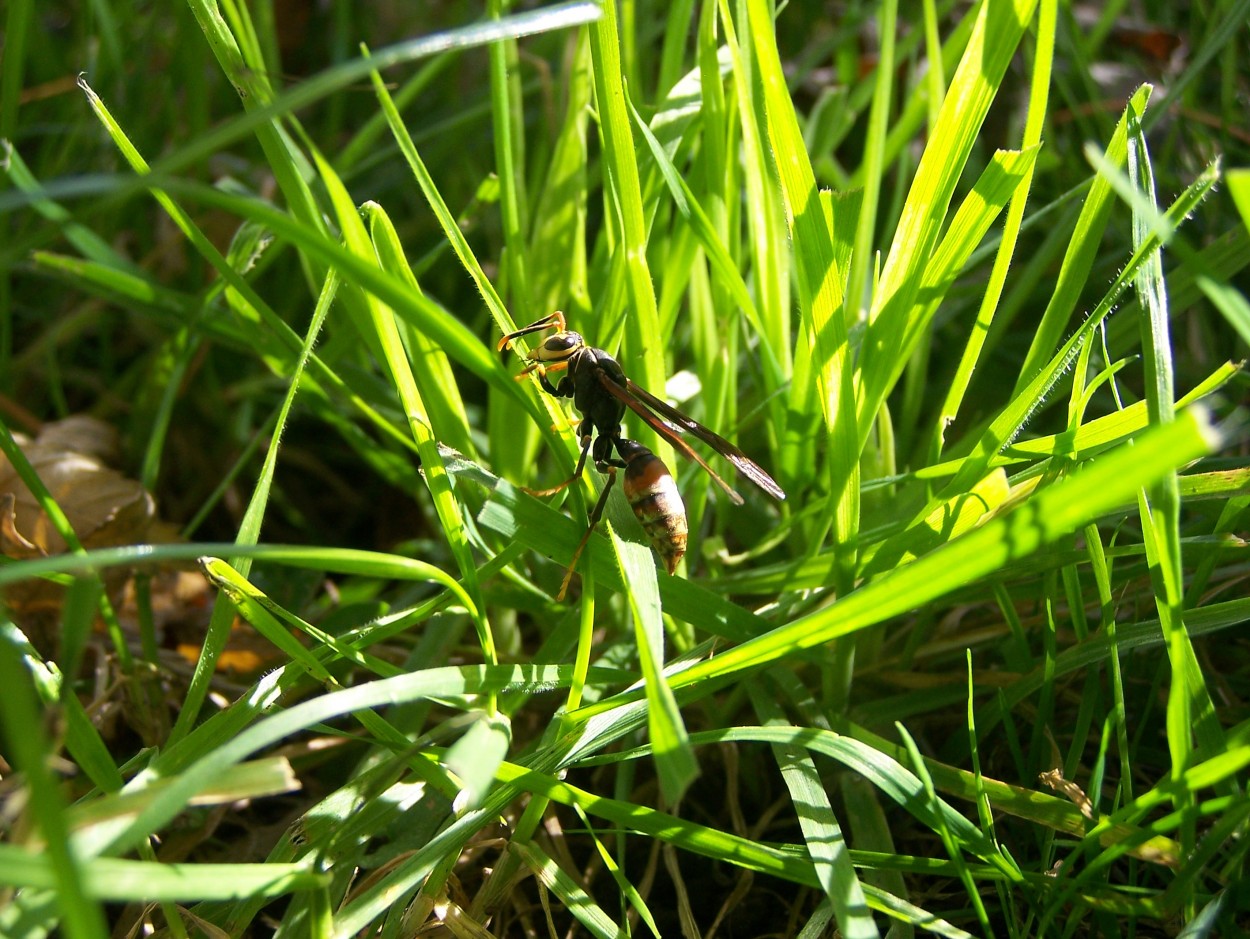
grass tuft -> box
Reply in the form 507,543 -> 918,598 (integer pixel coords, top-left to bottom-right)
1,1 -> 1248,936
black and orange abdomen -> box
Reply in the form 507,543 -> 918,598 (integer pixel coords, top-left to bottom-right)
618,439 -> 688,575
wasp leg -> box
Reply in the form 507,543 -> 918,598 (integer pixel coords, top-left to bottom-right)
515,359 -> 569,380
515,359 -> 570,397
557,463 -> 619,602
523,433 -> 592,497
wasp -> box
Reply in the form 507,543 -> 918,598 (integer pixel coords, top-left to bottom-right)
498,311 -> 785,598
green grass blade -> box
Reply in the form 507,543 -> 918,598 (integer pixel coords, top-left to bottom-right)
0,848 -> 324,902
616,534 -> 698,803
444,712 -> 513,810
312,148 -> 494,670
0,633 -> 109,939
486,1 -> 532,318
85,664 -> 582,859
512,842 -> 621,938
1015,86 -> 1151,390
751,689 -> 879,939
171,266 -> 338,742
366,52 -> 512,336
365,203 -> 476,458
588,0 -> 667,454
845,0 -> 897,326
860,0 -> 1040,429
740,0 -> 859,587
578,407 -> 1217,711
935,0 -> 1055,457
1118,106 -> 1229,811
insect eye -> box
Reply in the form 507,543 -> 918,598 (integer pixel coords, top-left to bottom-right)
540,332 -> 581,357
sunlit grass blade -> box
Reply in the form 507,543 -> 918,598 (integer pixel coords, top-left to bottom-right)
0,848 -> 325,902
614,534 -> 698,803
750,690 -> 878,939
738,0 -> 859,591
845,0 -> 897,324
493,760 -> 819,884
1118,105 -> 1229,805
512,840 -> 623,938
587,0 -> 667,454
366,51 -> 511,335
862,0 -> 1039,397
0,633 -> 108,939
312,147 -> 495,677
577,407 -> 1216,711
200,557 -> 394,682
895,147 -> 1039,389
1014,86 -> 1152,391
81,664 -> 583,860
365,202 -> 476,458
444,711 -> 513,810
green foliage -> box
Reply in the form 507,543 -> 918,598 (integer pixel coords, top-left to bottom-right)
2,0 -> 1248,935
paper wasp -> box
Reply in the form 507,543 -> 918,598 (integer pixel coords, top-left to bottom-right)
498,311 -> 785,598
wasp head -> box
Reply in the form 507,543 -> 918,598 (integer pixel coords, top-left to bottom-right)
530,330 -> 585,364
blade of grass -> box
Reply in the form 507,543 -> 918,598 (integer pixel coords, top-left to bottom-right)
171,266 -> 337,742
312,149 -> 495,677
615,534 -> 698,803
743,0 -> 857,563
366,204 -> 475,457
845,0 -> 897,324
898,724 -> 991,932
587,0 -> 667,459
1015,85 -> 1151,390
1082,129 -> 1230,784
182,0 -> 326,260
0,633 -> 108,939
575,407 -> 1216,714
512,841 -> 622,938
750,689 -> 879,939
83,663 -> 587,860
0,848 -> 324,902
487,0 -> 532,319
860,0 -> 1040,437
1120,111 -> 1231,867
934,0 -> 1055,459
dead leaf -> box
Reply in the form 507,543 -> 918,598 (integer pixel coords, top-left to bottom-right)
1,416 -> 156,654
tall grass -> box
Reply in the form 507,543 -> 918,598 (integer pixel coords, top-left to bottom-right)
1,0 -> 1248,935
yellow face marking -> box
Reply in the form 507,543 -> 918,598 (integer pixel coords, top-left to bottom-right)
532,332 -> 583,363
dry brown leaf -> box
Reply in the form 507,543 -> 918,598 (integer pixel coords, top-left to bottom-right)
0,448 -> 155,555
1,416 -> 156,652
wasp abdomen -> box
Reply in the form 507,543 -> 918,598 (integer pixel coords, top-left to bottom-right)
619,440 -> 688,575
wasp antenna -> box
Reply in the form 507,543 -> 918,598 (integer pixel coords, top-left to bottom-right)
499,311 -> 567,350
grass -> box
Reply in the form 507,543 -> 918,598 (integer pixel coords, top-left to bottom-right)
1,0 -> 1249,935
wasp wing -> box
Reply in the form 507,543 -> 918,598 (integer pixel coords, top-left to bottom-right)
624,379 -> 786,501
595,372 -> 745,505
